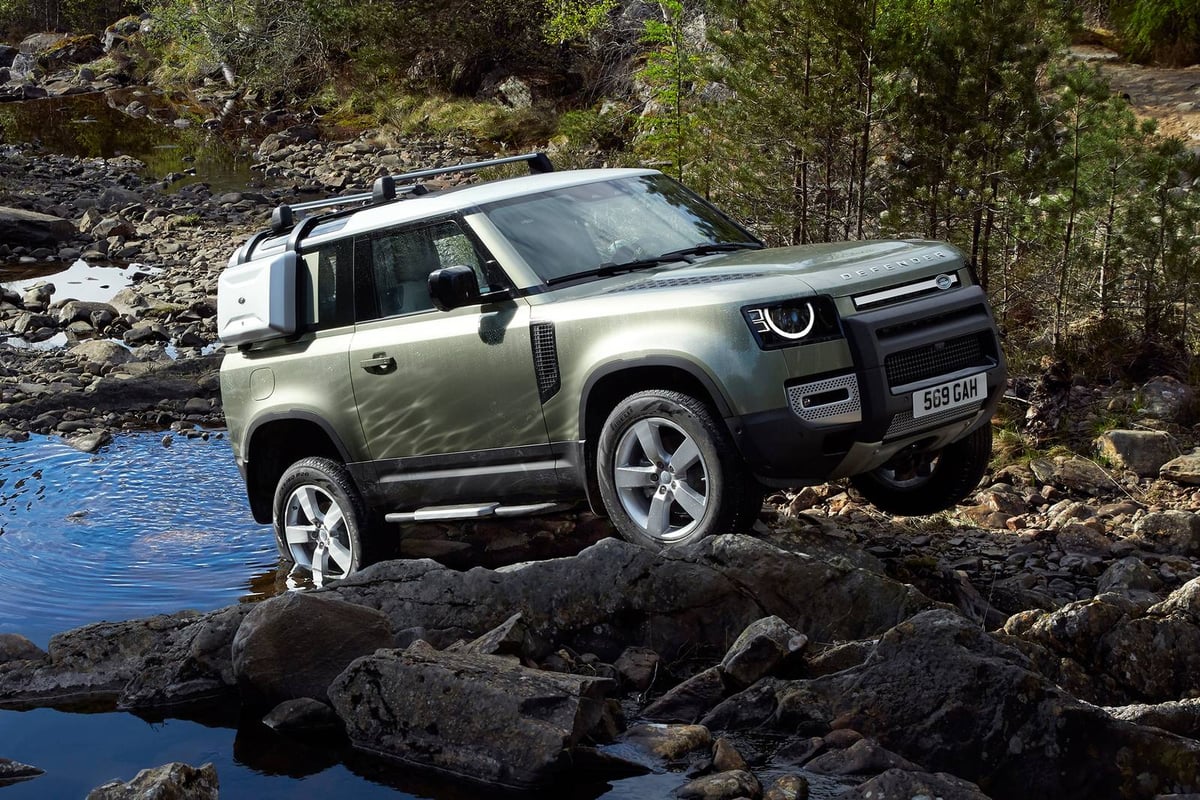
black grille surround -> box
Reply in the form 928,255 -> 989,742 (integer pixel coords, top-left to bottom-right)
885,332 -> 994,388
530,321 -> 560,403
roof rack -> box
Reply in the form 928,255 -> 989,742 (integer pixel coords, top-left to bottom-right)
237,152 -> 555,265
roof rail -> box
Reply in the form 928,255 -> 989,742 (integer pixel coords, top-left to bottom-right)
257,151 -> 555,243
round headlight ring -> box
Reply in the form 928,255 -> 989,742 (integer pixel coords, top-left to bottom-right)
765,302 -> 816,339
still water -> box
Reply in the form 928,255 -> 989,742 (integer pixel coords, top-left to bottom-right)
0,434 -> 700,798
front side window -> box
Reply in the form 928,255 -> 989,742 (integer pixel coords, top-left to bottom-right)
481,174 -> 759,285
359,219 -> 498,320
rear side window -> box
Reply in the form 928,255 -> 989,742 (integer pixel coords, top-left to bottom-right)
357,219 -> 500,321
298,238 -> 355,330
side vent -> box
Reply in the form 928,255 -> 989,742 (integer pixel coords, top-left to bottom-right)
530,321 -> 560,403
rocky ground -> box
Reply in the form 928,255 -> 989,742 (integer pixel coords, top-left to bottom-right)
2,33 -> 1200,800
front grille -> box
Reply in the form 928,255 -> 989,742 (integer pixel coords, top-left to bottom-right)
885,333 -> 992,388
530,321 -> 560,402
885,403 -> 982,440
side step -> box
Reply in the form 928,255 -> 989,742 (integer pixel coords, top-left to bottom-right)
384,502 -> 569,524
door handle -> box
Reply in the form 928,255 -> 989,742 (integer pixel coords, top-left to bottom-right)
360,353 -> 396,373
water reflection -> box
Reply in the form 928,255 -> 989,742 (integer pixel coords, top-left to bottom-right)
0,89 -> 256,192
0,433 -> 278,647
0,259 -> 159,304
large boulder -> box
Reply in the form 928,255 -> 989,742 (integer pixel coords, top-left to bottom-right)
328,640 -> 611,788
328,535 -> 933,663
1161,450 -> 1200,486
0,206 -> 75,247
1136,376 -> 1195,423
1132,510 -> 1200,557
231,591 -> 396,707
727,609 -> 1200,800
1095,429 -> 1177,477
0,607 -> 247,711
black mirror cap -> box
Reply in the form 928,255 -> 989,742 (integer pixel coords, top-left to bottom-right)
428,265 -> 481,312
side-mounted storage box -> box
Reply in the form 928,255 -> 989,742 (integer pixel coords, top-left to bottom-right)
217,251 -> 298,346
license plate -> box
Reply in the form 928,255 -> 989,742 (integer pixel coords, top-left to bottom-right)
912,372 -> 987,418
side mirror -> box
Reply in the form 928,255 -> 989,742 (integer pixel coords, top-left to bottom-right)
428,265 -> 481,312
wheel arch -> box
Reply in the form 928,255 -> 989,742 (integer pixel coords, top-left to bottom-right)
578,358 -> 734,513
243,412 -> 351,523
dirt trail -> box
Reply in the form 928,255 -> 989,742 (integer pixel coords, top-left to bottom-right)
1071,44 -> 1200,148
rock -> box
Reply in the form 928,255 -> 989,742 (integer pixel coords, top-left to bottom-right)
96,187 -> 143,211
1133,510 -> 1200,557
1096,557 -> 1163,605
71,339 -> 133,367
57,300 -> 118,327
840,768 -> 991,800
711,737 -> 749,772
763,609 -> 1200,799
330,535 -> 932,665
1107,698 -> 1200,739
1096,429 -> 1177,476
1162,450 -> 1200,486
37,34 -> 103,70
91,217 -> 137,240
0,633 -> 45,664
719,615 -> 806,687
643,666 -> 727,723
764,774 -> 809,800
620,722 -> 713,761
0,756 -> 43,786
231,591 -> 395,707
1029,455 -> 1112,494
85,762 -> 218,800
328,640 -> 611,788
67,431 -> 111,453
676,769 -> 761,799
1137,376 -> 1195,422
615,646 -> 660,692
803,738 -> 920,775
461,611 -> 546,661
0,206 -> 74,247
262,697 -> 343,734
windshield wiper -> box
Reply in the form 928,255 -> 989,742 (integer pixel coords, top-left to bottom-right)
545,241 -> 763,286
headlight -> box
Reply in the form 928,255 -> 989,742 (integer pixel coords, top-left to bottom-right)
743,297 -> 841,349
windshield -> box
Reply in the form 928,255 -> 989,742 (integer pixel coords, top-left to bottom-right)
481,173 -> 759,284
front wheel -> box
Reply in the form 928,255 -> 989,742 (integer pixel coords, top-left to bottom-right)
272,457 -> 370,585
596,390 -> 760,549
850,424 -> 993,516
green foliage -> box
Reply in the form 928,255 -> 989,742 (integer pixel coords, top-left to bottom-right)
1110,0 -> 1200,64
0,0 -> 138,36
543,0 -> 617,43
376,93 -> 556,147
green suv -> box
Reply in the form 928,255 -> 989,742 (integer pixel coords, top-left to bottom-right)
217,153 -> 1006,583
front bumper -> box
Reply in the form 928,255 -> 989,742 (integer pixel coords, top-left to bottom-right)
729,285 -> 1006,486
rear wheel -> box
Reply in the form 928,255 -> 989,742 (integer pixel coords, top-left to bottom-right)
272,457 -> 370,585
850,424 -> 993,516
597,390 -> 760,549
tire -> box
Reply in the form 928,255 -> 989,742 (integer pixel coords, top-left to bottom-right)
850,424 -> 993,516
596,389 -> 758,549
272,456 -> 371,585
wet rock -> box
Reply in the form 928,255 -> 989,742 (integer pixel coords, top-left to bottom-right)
719,615 -> 806,688
1161,450 -> 1200,486
262,697 -> 343,734
1133,510 -> 1200,557
840,768 -> 990,800
1137,376 -> 1195,423
0,206 -> 74,246
86,761 -> 218,800
643,667 -> 727,723
764,774 -> 809,800
1096,430 -> 1177,477
0,633 -> 45,664
676,769 -> 761,799
620,722 -> 713,761
711,737 -> 749,772
67,431 -> 111,453
328,640 -> 611,789
803,737 -> 920,775
0,756 -> 43,786
231,592 -> 395,707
